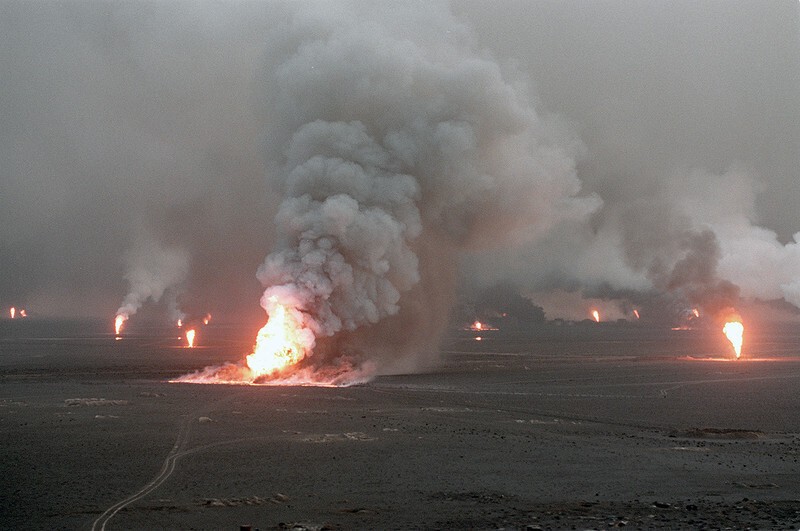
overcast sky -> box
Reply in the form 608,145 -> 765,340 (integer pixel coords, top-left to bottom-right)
1,1 -> 798,324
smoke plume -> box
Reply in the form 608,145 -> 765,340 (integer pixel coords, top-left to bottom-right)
248,1 -> 599,377
2,2 -> 798,362
115,231 -> 190,322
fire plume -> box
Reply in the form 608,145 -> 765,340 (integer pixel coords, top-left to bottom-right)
114,314 -> 126,335
472,320 -> 483,331
186,329 -> 196,348
246,302 -> 308,378
592,309 -> 600,322
723,319 -> 744,359
9,307 -> 15,319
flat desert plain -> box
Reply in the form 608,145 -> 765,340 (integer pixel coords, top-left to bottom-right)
2,320 -> 800,530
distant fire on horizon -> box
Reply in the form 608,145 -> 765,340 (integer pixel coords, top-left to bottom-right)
723,317 -> 744,359
7,307 -> 28,319
185,328 -> 196,348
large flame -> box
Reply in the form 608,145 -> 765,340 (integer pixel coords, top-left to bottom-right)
592,309 -> 600,322
723,320 -> 744,359
186,329 -> 196,348
246,303 -> 308,378
114,314 -> 126,335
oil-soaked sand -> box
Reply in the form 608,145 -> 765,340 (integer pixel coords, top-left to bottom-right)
2,320 -> 800,530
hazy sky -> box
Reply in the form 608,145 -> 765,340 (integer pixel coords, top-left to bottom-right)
1,1 -> 798,324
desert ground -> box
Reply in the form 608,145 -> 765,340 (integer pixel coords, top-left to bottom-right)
2,319 -> 800,530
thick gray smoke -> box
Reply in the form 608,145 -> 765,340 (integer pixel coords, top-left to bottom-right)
2,2 -> 798,355
249,1 -> 599,377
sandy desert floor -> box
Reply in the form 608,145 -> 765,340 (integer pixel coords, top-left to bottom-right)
2,320 -> 800,530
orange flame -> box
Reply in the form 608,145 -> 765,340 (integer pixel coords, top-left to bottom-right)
592,310 -> 600,322
114,314 -> 126,335
246,303 -> 308,378
177,319 -> 183,328
723,320 -> 744,359
633,309 -> 640,320
186,329 -> 196,348
692,308 -> 700,318
468,320 -> 497,332
9,307 -> 15,319
203,313 -> 211,325
19,309 -> 27,317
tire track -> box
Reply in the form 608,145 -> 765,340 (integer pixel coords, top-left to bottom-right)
90,412 -> 193,531
90,388 -> 248,530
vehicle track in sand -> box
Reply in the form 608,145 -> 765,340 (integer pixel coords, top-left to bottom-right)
90,388 -> 250,531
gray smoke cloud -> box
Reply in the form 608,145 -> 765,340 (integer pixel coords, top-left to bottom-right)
2,1 -> 799,366
245,1 -> 599,379
457,1 -> 800,323
0,1 -> 274,321
115,229 -> 190,322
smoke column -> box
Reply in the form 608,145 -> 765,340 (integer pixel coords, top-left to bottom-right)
238,1 -> 599,381
115,231 -> 190,324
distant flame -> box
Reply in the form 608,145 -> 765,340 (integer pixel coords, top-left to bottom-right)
723,320 -> 744,359
9,307 -> 15,319
468,320 -> 498,332
19,309 -> 27,317
692,308 -> 700,318
177,319 -> 182,328
592,310 -> 600,322
203,313 -> 211,325
633,309 -> 640,320
114,314 -> 126,335
186,329 -> 196,348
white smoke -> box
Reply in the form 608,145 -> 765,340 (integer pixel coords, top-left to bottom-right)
467,163 -> 800,322
253,1 -> 599,374
672,167 -> 800,309
116,231 -> 190,322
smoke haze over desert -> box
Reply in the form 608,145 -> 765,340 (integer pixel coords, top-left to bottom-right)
2,1 -> 800,529
2,1 -> 798,326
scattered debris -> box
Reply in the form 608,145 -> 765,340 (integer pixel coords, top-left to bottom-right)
277,522 -> 333,531
734,482 -> 779,489
303,432 -> 375,443
198,416 -> 213,423
201,493 -> 289,508
64,398 -> 128,407
669,428 -> 764,439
